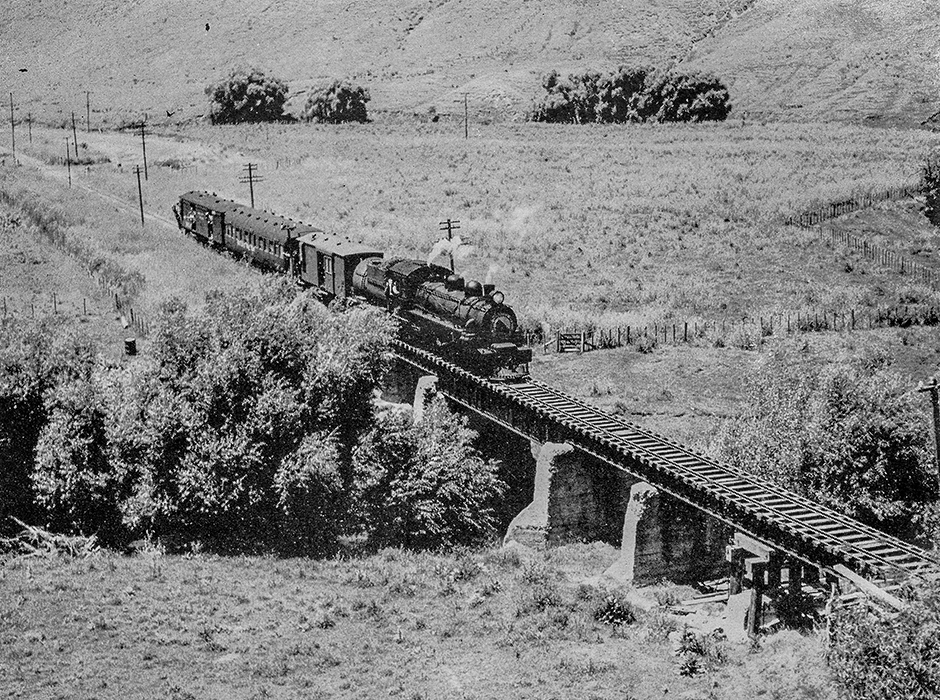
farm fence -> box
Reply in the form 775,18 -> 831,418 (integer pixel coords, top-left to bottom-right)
527,303 -> 940,354
784,185 -> 920,228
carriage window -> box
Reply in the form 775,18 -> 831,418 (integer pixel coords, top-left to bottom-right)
324,257 -> 334,275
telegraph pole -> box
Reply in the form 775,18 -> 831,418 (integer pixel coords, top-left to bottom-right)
27,113 -> 31,143
462,93 -> 469,139
137,122 -> 148,180
9,93 -> 15,160
65,138 -> 71,187
85,91 -> 91,133
918,376 -> 940,491
133,165 -> 145,226
439,218 -> 460,272
239,163 -> 263,208
71,111 -> 79,158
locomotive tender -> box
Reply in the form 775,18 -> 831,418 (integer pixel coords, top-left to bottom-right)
173,192 -> 531,378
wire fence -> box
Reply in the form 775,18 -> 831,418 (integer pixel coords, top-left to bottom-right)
528,303 -> 940,353
784,185 -> 920,228
1,289 -> 152,339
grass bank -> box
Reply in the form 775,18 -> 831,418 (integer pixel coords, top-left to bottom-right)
0,543 -> 837,699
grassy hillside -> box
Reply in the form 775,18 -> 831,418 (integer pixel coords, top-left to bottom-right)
0,544 -> 837,699
1,0 -> 936,127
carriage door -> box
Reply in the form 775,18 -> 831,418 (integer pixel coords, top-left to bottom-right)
323,255 -> 336,295
316,252 -> 325,287
206,212 -> 215,241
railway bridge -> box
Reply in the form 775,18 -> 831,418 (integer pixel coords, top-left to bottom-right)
389,340 -> 940,634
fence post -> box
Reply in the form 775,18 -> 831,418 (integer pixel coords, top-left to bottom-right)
684,322 -> 688,342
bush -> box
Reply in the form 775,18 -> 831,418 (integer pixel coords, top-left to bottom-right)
529,66 -> 730,124
32,374 -> 128,545
0,319 -> 99,537
302,79 -> 370,124
121,280 -> 392,551
353,395 -> 505,550
829,580 -> 940,699
709,344 -> 937,541
206,67 -> 289,124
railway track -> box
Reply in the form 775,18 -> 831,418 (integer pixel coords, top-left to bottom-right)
391,339 -> 940,589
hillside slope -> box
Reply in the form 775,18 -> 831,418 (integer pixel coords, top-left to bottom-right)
0,0 -> 936,126
686,0 -> 940,126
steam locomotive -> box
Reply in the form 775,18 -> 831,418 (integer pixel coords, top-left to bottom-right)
173,191 -> 531,378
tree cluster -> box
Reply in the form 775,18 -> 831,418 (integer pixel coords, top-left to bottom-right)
0,281 -> 504,554
302,79 -> 371,124
708,344 -> 939,543
529,67 -> 731,124
206,68 -> 290,124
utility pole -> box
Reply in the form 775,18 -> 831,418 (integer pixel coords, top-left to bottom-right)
65,138 -> 71,187
133,165 -> 145,226
85,91 -> 91,133
239,163 -> 263,208
137,122 -> 149,180
9,93 -> 15,161
462,93 -> 469,140
71,111 -> 79,158
439,218 -> 460,272
918,376 -> 940,491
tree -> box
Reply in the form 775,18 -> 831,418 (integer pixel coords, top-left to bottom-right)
0,318 -> 99,536
121,280 -> 393,551
709,344 -> 937,541
206,67 -> 289,124
353,396 -> 505,550
647,72 -> 732,123
528,66 -> 730,124
302,79 -> 370,123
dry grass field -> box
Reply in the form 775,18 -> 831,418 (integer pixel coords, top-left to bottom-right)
11,119 -> 940,334
0,544 -> 837,700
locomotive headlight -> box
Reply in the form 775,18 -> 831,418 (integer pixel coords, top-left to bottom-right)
490,291 -> 505,305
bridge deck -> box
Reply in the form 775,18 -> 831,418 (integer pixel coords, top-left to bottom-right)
393,340 -> 940,588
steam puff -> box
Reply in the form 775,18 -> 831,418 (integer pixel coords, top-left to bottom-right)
427,235 -> 474,267
485,264 -> 500,285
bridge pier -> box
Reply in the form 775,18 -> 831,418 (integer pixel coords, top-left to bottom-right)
504,441 -> 729,586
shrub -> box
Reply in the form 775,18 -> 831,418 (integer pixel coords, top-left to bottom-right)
119,280 -> 393,551
353,396 -> 505,550
829,580 -> 940,699
593,594 -> 639,626
274,432 -> 344,555
302,79 -> 370,124
206,67 -> 288,124
31,374 -> 128,544
677,628 -> 728,676
0,319 -> 99,537
709,344 -> 937,541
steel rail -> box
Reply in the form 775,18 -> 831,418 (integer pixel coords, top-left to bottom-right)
390,340 -> 940,586
506,380 -> 938,581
